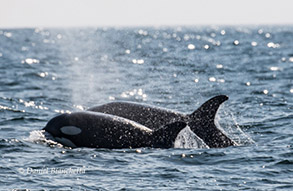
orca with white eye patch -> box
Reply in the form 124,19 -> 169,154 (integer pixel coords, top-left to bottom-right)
88,95 -> 236,148
43,111 -> 187,149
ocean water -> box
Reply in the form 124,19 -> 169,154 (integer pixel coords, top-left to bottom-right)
0,26 -> 292,190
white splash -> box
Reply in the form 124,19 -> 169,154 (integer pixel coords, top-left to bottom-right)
25,130 -> 62,147
217,106 -> 255,146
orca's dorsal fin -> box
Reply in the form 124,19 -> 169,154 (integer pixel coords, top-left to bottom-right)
187,95 -> 235,148
151,122 -> 187,148
189,95 -> 228,121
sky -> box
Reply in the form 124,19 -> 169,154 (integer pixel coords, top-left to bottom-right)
0,0 -> 293,28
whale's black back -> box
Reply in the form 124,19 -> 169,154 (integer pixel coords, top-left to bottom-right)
43,111 -> 187,149
88,95 -> 236,148
88,102 -> 185,130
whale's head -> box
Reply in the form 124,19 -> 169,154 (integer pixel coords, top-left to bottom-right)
43,113 -> 69,137
43,113 -> 83,148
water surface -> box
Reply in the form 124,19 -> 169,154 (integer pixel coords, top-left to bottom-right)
0,26 -> 292,190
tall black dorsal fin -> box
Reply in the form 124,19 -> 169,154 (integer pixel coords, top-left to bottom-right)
189,95 -> 228,121
187,95 -> 235,148
151,122 -> 187,148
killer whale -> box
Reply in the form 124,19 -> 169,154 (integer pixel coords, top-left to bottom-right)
43,111 -> 187,149
88,95 -> 236,148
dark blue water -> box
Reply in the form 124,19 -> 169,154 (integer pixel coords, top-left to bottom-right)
0,26 -> 292,190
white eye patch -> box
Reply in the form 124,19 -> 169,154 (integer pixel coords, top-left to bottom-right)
60,126 -> 82,135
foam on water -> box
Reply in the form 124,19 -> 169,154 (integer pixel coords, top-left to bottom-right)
1,27 -> 293,190
25,130 -> 62,148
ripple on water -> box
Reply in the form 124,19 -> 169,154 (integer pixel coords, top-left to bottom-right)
0,27 -> 293,190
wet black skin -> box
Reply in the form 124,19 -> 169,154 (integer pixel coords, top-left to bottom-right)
43,111 -> 186,149
88,95 -> 236,148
